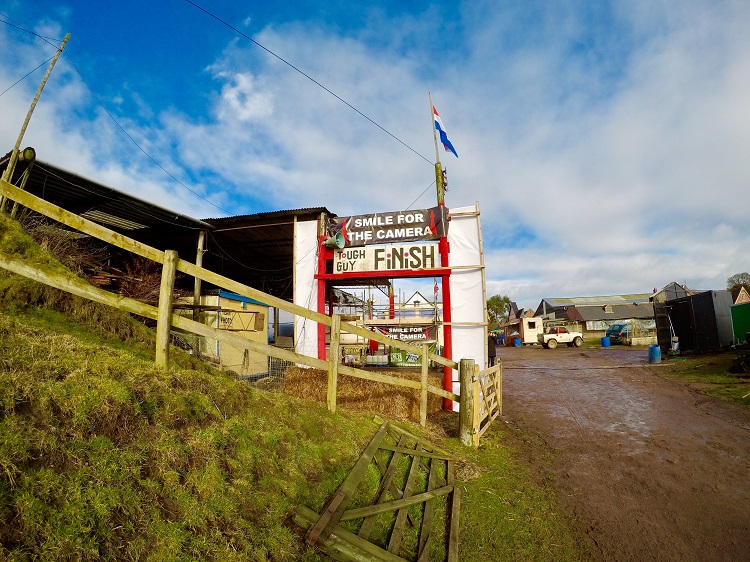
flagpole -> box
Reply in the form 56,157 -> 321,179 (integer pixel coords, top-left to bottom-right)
428,92 -> 446,206
429,92 -> 453,409
428,91 -> 441,164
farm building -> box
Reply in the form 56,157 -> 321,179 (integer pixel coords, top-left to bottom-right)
0,152 -> 329,372
534,294 -> 655,340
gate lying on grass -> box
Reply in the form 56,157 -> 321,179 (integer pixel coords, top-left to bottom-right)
0,177 -> 501,447
294,420 -> 460,562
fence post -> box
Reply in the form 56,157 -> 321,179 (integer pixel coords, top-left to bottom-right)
458,358 -> 475,446
420,343 -> 429,428
472,364 -> 481,447
327,313 -> 341,413
155,250 -> 178,370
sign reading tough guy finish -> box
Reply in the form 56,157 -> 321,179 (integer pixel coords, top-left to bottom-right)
334,243 -> 439,273
330,206 -> 448,247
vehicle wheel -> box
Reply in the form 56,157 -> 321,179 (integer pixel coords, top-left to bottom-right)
547,338 -> 558,349
573,336 -> 583,347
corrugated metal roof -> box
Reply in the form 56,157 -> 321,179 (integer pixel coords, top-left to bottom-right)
543,294 -> 652,307
203,207 -> 334,223
0,153 -> 332,300
567,303 -> 655,321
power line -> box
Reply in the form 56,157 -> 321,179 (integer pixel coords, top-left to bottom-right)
0,56 -> 54,98
64,57 -> 231,215
0,13 -> 62,43
1,13 -> 231,215
184,0 -> 434,166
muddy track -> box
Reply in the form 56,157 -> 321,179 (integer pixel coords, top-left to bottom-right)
499,345 -> 750,562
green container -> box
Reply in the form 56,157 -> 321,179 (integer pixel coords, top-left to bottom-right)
731,302 -> 750,345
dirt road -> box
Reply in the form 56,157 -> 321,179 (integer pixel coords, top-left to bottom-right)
499,345 -> 750,562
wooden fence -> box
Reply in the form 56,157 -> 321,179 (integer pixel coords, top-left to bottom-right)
0,177 -> 499,446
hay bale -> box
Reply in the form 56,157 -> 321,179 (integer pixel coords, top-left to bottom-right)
282,366 -> 445,423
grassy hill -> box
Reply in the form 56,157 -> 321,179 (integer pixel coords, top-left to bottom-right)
0,214 -> 586,561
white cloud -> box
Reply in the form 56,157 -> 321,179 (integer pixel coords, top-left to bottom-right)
1,1 -> 748,311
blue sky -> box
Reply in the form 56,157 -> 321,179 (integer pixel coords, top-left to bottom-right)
1,0 -> 748,312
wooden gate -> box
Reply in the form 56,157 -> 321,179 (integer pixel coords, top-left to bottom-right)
472,363 -> 502,448
294,420 -> 460,561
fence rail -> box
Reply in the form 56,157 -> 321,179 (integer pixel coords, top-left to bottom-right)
0,177 -> 498,445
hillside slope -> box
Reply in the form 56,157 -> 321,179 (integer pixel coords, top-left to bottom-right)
0,214 -> 586,561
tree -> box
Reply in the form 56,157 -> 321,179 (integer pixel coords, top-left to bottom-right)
726,272 -> 750,290
487,294 -> 512,327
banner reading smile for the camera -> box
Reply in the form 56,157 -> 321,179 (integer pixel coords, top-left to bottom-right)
329,206 -> 448,248
334,242 -> 440,273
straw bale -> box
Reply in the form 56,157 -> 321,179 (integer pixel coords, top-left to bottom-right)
282,366 -> 444,423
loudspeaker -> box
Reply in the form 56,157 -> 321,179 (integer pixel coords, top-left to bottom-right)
323,232 -> 345,249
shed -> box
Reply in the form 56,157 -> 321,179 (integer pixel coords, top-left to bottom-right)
654,290 -> 734,353
730,302 -> 750,346
176,289 -> 270,378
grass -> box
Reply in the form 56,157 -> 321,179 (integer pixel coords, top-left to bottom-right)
0,304 -> 589,561
657,350 -> 750,407
0,212 -> 589,561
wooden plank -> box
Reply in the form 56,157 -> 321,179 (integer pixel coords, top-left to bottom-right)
387,442 -> 422,555
294,505 -> 407,562
155,249 -> 177,369
427,383 -> 459,402
383,423 -> 454,460
340,485 -> 453,522
446,462 -> 460,562
0,178 -> 165,263
477,363 -> 502,377
337,364 -> 421,389
498,365 -> 503,416
417,456 -> 441,562
0,251 -> 158,320
306,491 -> 347,546
170,314 -> 328,370
0,250 -> 328,372
377,444 -> 453,461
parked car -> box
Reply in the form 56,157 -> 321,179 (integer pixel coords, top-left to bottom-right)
537,326 -> 583,349
606,323 -> 631,344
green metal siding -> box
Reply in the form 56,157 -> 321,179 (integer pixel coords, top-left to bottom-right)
731,302 -> 750,345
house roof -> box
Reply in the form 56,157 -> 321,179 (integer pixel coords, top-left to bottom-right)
403,291 -> 437,305
0,151 -> 331,300
730,285 -> 750,304
566,303 -> 655,322
534,293 -> 652,317
542,294 -> 652,307
1,157 -> 213,237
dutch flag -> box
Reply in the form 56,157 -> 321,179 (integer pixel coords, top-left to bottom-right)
433,106 -> 458,158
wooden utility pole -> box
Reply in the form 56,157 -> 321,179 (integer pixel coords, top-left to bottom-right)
1,33 -> 70,211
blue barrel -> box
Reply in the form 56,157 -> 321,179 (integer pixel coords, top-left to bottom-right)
513,337 -> 521,347
648,344 -> 661,364
601,336 -> 610,348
